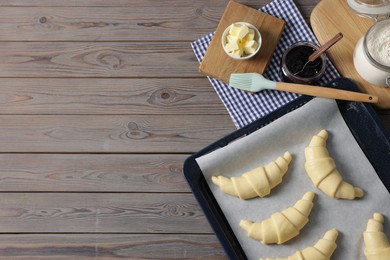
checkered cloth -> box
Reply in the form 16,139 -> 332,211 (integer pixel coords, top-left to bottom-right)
191,0 -> 340,129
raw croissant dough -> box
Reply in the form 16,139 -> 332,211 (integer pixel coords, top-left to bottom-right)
259,229 -> 339,260
364,213 -> 390,260
240,192 -> 315,244
211,152 -> 292,199
304,129 -> 364,200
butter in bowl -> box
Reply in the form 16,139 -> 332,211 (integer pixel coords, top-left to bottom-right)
222,22 -> 262,60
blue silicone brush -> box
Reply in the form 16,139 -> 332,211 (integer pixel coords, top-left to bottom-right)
229,73 -> 378,103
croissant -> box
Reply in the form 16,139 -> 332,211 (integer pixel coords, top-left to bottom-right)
240,192 -> 315,244
364,213 -> 390,260
211,152 -> 292,199
304,129 -> 364,200
259,229 -> 339,260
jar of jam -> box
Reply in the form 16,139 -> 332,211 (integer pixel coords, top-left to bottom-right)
280,41 -> 327,84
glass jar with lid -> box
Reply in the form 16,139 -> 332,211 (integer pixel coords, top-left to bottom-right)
348,0 -> 390,87
348,0 -> 390,20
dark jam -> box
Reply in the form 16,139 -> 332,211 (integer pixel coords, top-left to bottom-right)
285,45 -> 323,78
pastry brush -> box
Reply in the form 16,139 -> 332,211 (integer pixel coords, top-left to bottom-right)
229,73 -> 378,103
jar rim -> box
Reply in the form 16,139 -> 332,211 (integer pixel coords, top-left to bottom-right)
363,19 -> 390,70
348,0 -> 390,17
355,0 -> 389,8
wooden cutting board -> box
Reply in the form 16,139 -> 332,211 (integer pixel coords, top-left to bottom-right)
199,1 -> 285,84
311,0 -> 390,109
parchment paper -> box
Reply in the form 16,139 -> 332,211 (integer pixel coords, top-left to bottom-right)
196,98 -> 390,260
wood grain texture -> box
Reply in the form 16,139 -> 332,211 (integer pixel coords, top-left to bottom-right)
0,193 -> 213,234
0,115 -> 235,152
0,78 -> 227,115
0,42 -> 201,78
0,0 -> 263,7
1,1 -> 389,259
0,154 -> 189,192
0,7 -> 222,41
0,234 -> 226,260
310,0 -> 390,109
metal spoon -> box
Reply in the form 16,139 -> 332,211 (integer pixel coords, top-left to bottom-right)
293,32 -> 343,76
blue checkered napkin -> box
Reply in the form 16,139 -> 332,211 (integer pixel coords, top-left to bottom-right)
191,0 -> 340,129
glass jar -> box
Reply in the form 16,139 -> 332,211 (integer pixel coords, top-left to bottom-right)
353,19 -> 390,87
349,0 -> 390,87
347,0 -> 390,20
280,41 -> 326,84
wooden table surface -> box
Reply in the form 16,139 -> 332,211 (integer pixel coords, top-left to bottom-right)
0,0 -> 388,259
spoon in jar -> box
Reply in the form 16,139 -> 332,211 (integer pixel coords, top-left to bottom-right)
293,32 -> 343,76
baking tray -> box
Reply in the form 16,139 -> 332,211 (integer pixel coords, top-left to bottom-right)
183,77 -> 390,259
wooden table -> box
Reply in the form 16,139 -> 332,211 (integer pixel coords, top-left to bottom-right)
0,0 -> 388,259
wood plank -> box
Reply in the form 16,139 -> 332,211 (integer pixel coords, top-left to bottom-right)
0,193 -> 213,234
0,0 -> 317,16
0,78 -> 227,115
0,0 -> 316,21
0,42 -> 201,78
0,7 -> 222,41
0,154 -> 190,192
0,1 -> 317,41
0,115 -> 235,152
0,1 -> 318,43
0,0 -> 263,7
310,0 -> 390,109
0,234 -> 226,260
0,1 -> 322,260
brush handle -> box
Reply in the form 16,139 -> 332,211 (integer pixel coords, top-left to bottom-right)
275,82 -> 378,103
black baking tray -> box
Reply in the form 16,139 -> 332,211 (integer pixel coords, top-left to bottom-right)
183,77 -> 390,260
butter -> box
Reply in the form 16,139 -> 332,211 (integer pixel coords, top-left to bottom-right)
227,35 -> 240,45
225,41 -> 240,52
229,24 -> 249,40
230,49 -> 244,58
244,40 -> 258,54
224,23 -> 259,58
244,29 -> 255,41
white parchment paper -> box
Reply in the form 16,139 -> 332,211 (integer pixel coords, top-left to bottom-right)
196,98 -> 390,260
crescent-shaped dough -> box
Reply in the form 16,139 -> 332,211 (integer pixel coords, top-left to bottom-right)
240,192 -> 315,244
364,213 -> 390,260
259,229 -> 339,260
211,152 -> 292,199
304,129 -> 364,199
